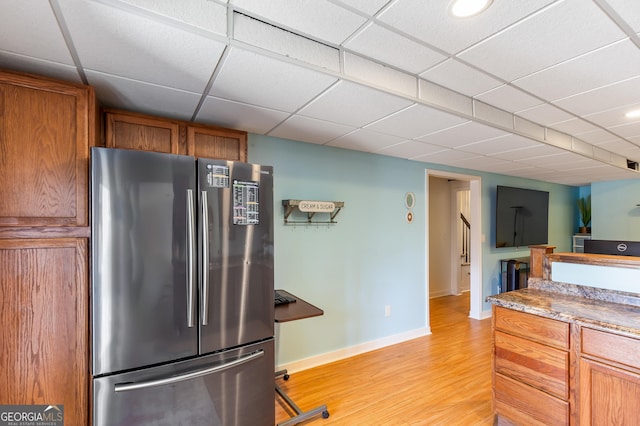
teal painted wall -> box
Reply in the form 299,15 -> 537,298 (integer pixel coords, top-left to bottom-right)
592,179 -> 640,240
248,134 -> 577,366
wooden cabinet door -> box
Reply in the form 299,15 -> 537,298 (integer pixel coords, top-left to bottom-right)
580,358 -> 640,425
187,125 -> 247,162
104,110 -> 182,154
0,238 -> 88,426
0,73 -> 94,227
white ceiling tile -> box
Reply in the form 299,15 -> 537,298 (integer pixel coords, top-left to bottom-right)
516,104 -> 575,126
333,0 -> 389,15
0,51 -> 82,83
326,129 -> 406,152
197,96 -> 291,135
420,59 -> 503,97
584,103 -> 640,128
488,143 -> 565,161
413,149 -> 478,164
343,52 -> 416,97
378,0 -> 556,54
459,0 -> 626,81
515,151 -> 589,168
416,121 -> 509,149
547,118 -> 601,135
364,103 -> 468,139
554,76 -> 640,116
86,70 -> 201,121
229,0 -> 367,44
344,23 -> 446,74
377,140 -> 446,159
608,121 -> 640,139
459,134 -> 540,155
574,129 -> 620,144
269,115 -> 354,144
299,80 -> 413,127
210,48 -> 338,112
449,155 -> 513,171
513,40 -> 640,101
59,0 -> 226,93
0,0 -> 74,65
605,0 -> 640,32
233,13 -> 340,72
109,0 -> 228,35
475,84 -> 543,112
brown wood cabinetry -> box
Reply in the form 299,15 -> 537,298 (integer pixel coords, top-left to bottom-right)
0,71 -> 94,228
104,109 -> 247,161
0,70 -> 94,426
0,238 -> 88,424
493,306 -> 570,425
579,327 -> 640,425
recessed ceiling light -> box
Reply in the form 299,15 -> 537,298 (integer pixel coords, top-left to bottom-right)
625,109 -> 640,119
449,0 -> 494,18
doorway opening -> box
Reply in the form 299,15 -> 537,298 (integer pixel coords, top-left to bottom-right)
425,170 -> 482,332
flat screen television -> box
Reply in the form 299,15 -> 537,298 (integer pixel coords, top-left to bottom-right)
495,185 -> 549,248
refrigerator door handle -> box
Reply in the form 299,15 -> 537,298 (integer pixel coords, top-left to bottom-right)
113,350 -> 264,393
200,190 -> 209,326
186,189 -> 196,328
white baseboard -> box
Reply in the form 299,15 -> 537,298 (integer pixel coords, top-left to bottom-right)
276,327 -> 431,374
478,309 -> 492,320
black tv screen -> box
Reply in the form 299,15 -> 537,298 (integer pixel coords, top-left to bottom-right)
495,185 -> 549,248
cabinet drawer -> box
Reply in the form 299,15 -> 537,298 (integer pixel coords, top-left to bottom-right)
582,328 -> 640,370
495,373 -> 569,426
495,331 -> 569,399
495,306 -> 569,349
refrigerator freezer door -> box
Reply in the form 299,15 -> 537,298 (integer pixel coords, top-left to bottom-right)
91,148 -> 198,376
198,159 -> 274,354
93,339 -> 275,426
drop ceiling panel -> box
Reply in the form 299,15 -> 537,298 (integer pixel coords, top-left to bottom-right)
299,80 -> 413,127
585,104 -> 640,128
0,52 -> 82,83
459,134 -> 541,155
419,59 -> 503,97
210,48 -> 338,112
229,0 -> 367,44
449,155 -> 513,171
516,104 -> 575,126
513,40 -> 640,101
364,104 -> 468,139
416,121 -> 509,149
269,114 -> 355,144
378,0 -> 556,54
112,0 -> 228,35
0,0 -> 74,65
488,143 -> 566,161
377,140 -> 447,159
59,0 -> 226,93
344,23 -> 446,74
605,0 -> 640,32
86,70 -> 201,121
546,118 -> 601,135
326,129 -> 406,152
475,84 -> 543,112
413,149 -> 479,164
458,0 -> 626,81
197,96 -> 291,135
333,0 -> 389,15
554,76 -> 640,116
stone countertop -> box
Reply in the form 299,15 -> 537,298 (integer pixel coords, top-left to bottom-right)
487,278 -> 640,339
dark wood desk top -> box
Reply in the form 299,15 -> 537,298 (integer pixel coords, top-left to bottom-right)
275,289 -> 324,323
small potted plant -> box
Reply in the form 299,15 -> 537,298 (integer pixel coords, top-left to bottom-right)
578,195 -> 591,234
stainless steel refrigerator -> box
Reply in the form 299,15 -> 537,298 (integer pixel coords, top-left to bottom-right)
91,147 -> 275,425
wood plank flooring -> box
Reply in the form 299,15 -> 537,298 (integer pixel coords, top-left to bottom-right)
275,292 -> 494,425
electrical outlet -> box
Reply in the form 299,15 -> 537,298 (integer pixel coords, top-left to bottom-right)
384,305 -> 391,317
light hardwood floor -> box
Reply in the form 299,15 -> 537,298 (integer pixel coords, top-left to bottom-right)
275,292 -> 494,425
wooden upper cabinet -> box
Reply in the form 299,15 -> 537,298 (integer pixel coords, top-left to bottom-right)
103,109 -> 247,162
104,109 -> 182,154
187,124 -> 247,161
0,70 -> 95,227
